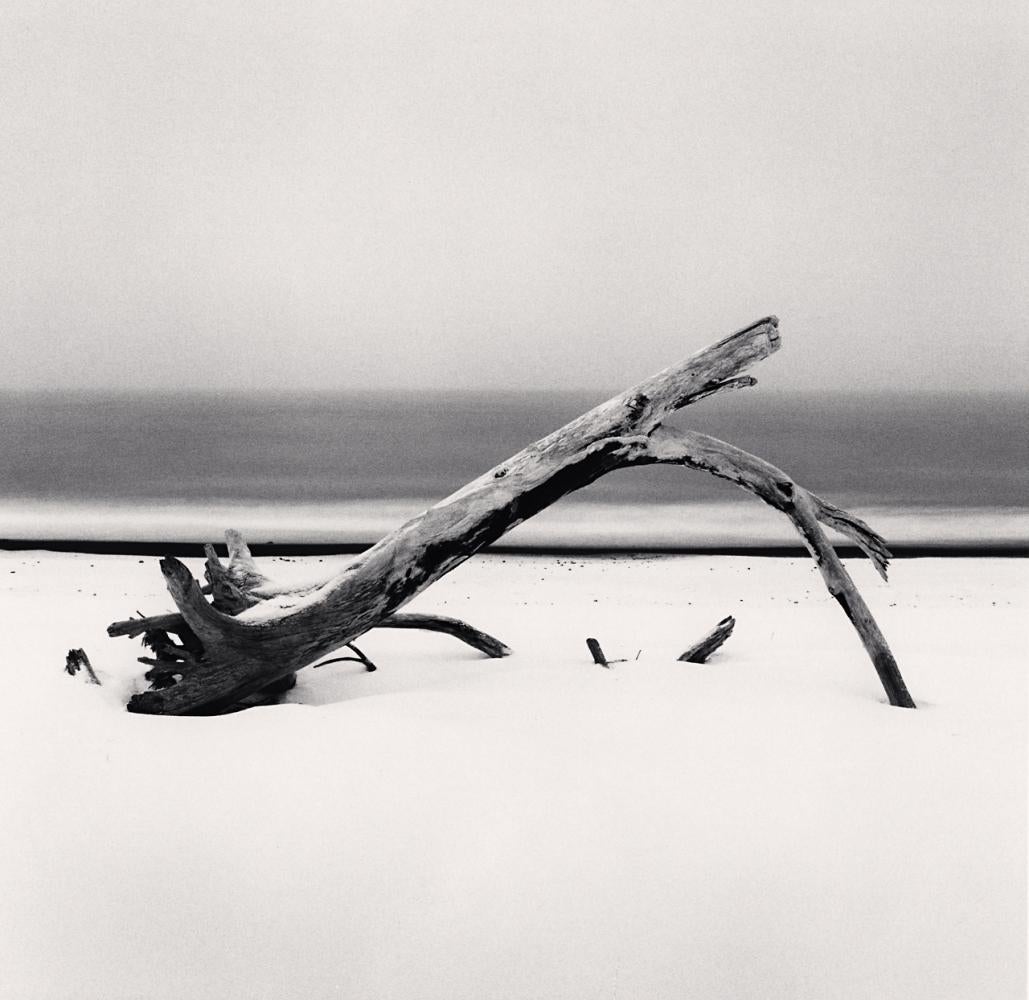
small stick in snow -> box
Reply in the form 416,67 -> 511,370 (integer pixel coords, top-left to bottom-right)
678,616 -> 736,663
65,648 -> 101,685
586,637 -> 609,667
586,638 -> 628,668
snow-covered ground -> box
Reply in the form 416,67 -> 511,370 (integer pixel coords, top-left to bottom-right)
1,551 -> 1025,999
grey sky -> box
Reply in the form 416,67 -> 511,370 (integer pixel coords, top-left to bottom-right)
2,0 -> 1026,392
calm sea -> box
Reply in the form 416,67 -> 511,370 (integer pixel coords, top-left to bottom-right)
1,389 -> 1026,549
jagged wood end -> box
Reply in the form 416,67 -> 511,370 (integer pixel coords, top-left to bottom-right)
224,528 -> 269,589
204,543 -> 229,593
434,316 -> 780,511
809,496 -> 892,580
203,539 -> 264,613
203,544 -> 229,604
225,528 -> 256,568
108,612 -> 186,638
641,318 -> 778,420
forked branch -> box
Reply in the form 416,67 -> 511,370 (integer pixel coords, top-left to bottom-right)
109,316 -> 914,714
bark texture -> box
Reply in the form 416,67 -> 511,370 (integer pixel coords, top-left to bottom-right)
110,316 -> 915,714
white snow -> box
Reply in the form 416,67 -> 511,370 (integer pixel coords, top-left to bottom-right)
1,551 -> 1025,999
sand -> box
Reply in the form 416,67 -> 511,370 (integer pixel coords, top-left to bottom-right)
1,550 -> 1025,999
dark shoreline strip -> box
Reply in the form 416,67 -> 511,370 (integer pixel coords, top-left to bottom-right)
2,538 -> 1026,558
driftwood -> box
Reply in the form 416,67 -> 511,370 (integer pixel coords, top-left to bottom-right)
678,616 -> 735,663
585,638 -> 633,667
109,317 -> 916,714
586,638 -> 611,668
108,606 -> 506,691
65,648 -> 100,685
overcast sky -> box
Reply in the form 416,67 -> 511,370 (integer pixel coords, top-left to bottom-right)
1,0 -> 1026,392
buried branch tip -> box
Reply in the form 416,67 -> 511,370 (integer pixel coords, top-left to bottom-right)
586,637 -> 611,668
678,614 -> 736,663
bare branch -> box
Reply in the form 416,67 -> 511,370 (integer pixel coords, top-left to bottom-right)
109,317 -> 912,714
376,613 -> 510,658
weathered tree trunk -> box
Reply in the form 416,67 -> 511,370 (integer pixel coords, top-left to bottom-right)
111,317 -> 915,714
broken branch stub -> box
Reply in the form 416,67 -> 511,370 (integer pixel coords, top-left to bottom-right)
65,648 -> 101,685
586,638 -> 610,668
111,316 -> 915,714
679,616 -> 736,663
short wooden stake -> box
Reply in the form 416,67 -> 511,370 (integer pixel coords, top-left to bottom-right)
586,637 -> 610,668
